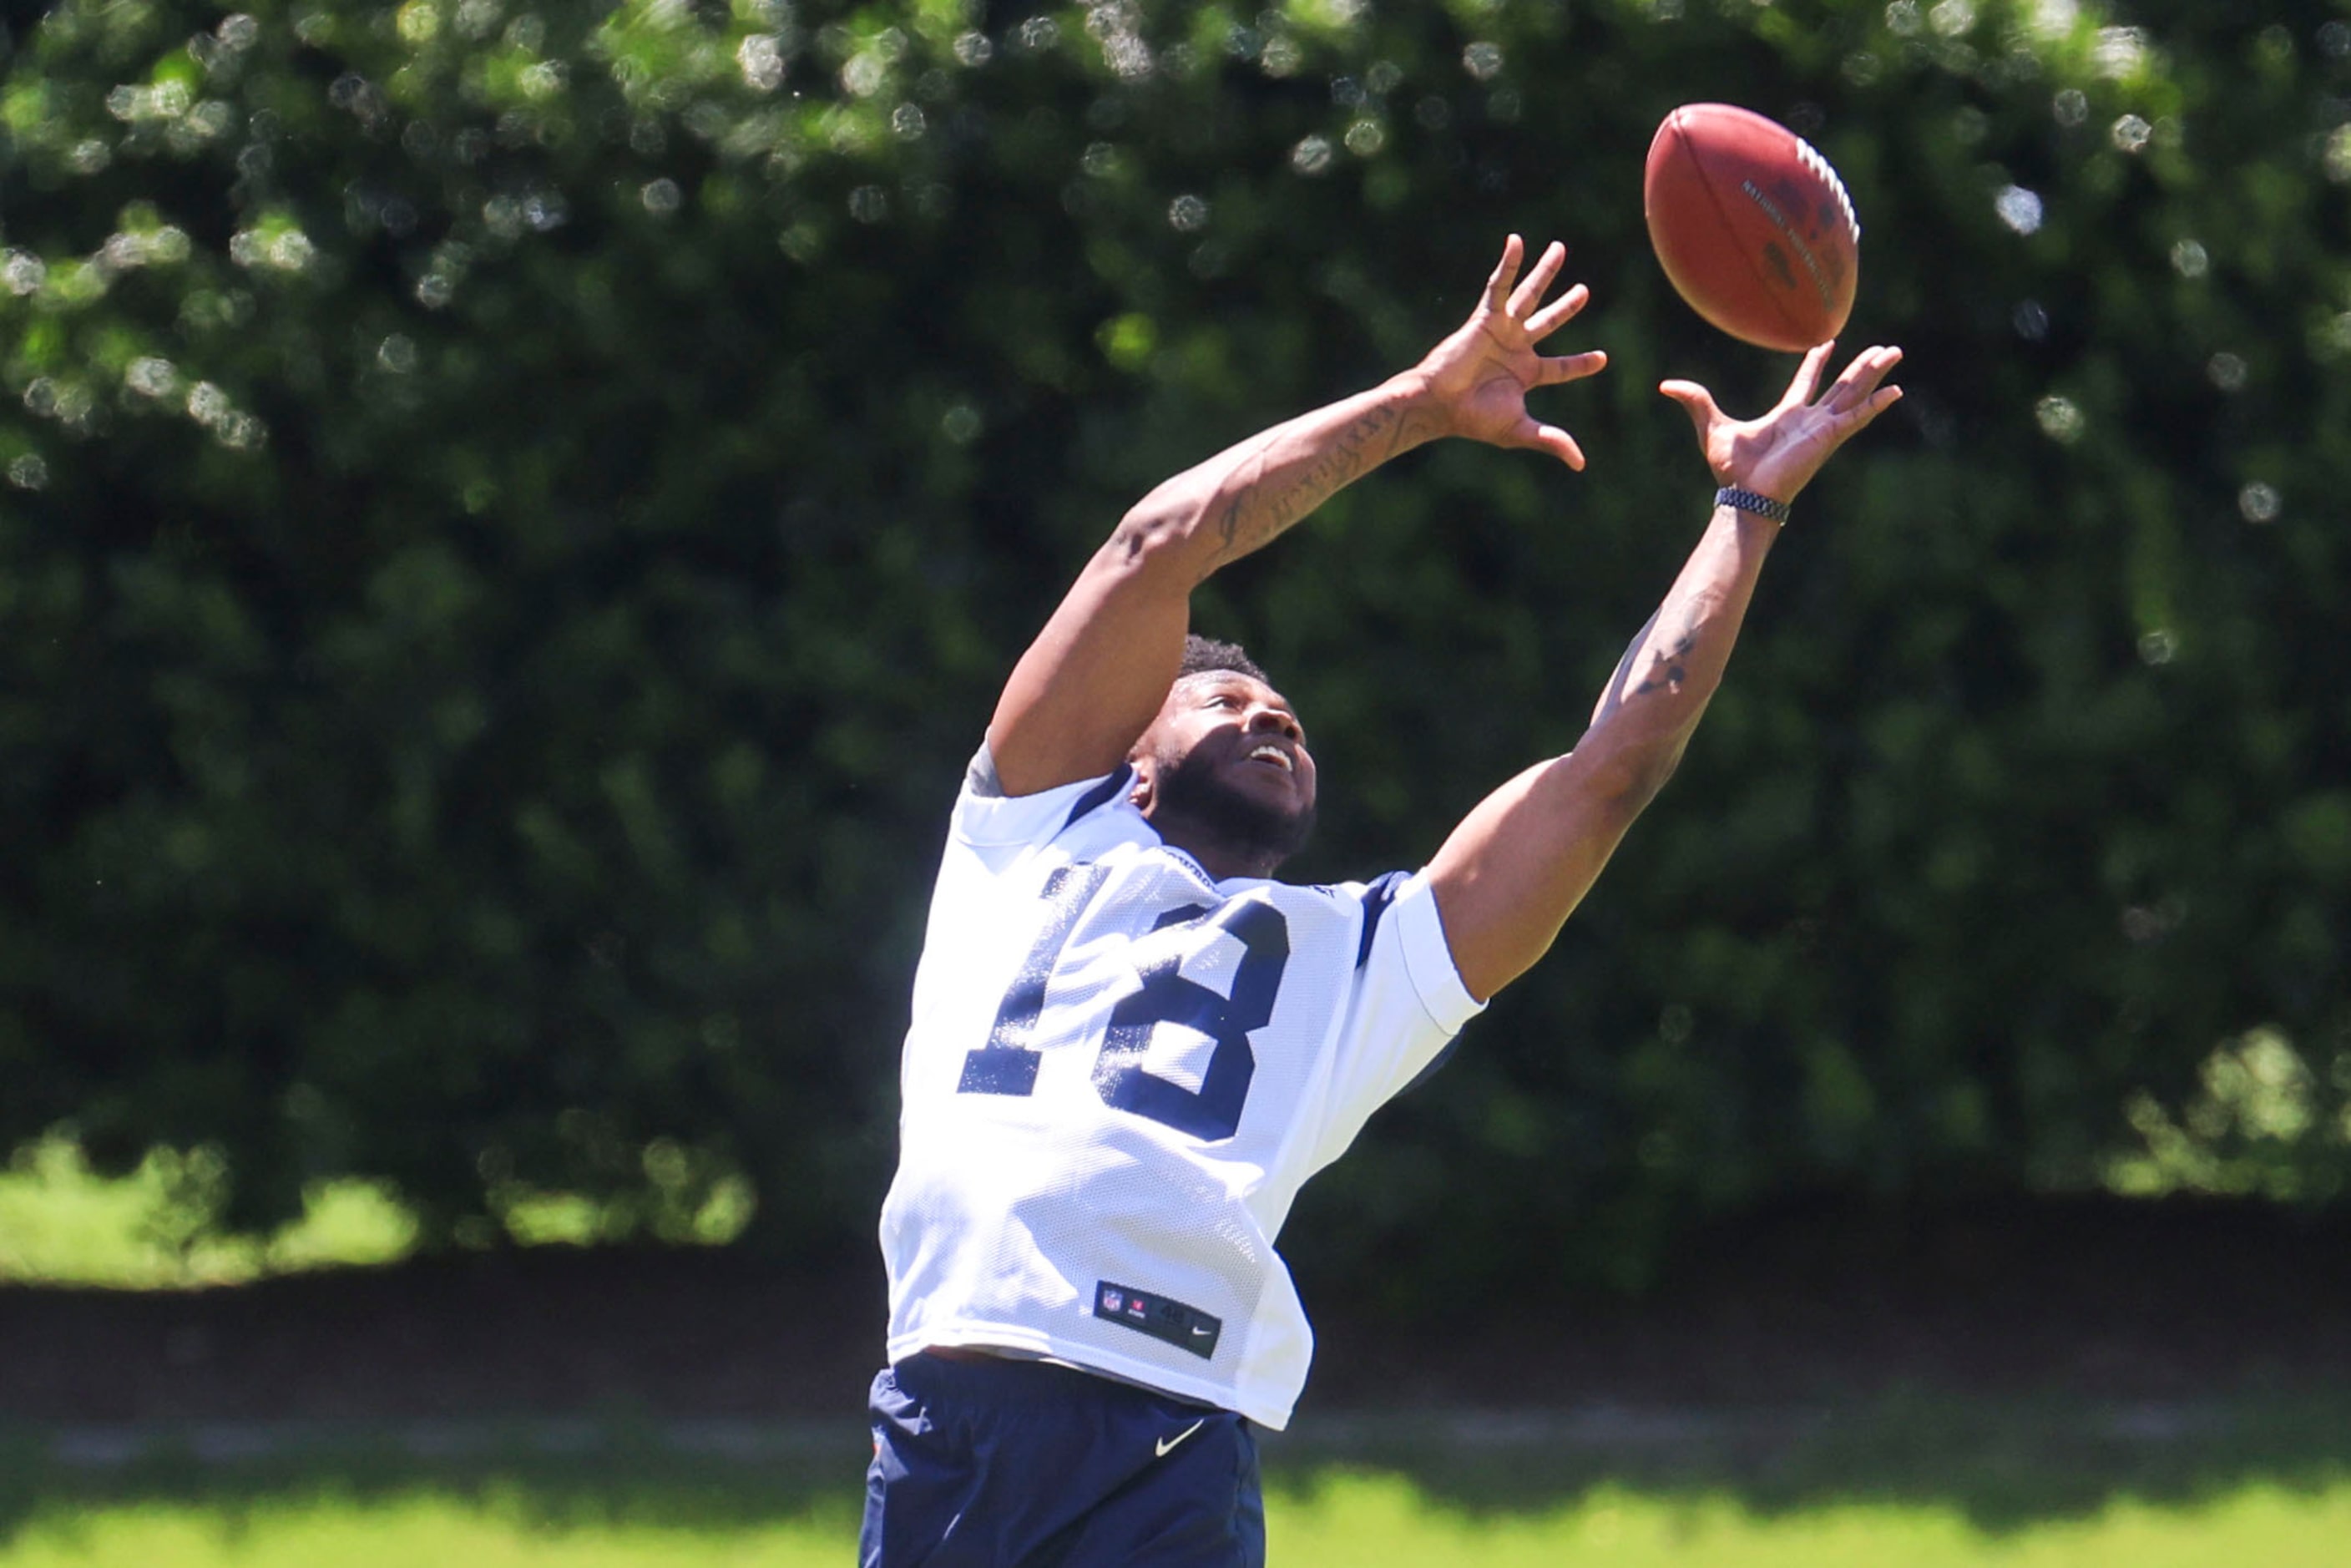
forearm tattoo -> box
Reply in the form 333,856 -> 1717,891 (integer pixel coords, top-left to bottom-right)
1629,629 -> 1701,697
1213,403 -> 1423,559
1594,607 -> 1705,725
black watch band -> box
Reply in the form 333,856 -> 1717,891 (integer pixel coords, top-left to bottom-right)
1716,486 -> 1792,525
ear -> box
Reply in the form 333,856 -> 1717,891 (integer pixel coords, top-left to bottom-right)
1126,751 -> 1157,812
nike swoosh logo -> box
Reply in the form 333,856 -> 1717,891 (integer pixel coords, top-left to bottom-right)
1155,1418 -> 1206,1458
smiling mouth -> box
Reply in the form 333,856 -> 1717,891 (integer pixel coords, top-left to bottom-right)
1244,743 -> 1293,773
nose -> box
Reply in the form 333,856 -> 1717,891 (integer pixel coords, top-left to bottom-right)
1244,705 -> 1302,742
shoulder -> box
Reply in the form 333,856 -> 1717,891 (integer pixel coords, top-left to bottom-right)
1192,871 -> 1424,989
952,740 -> 1142,852
1251,870 -> 1413,948
1262,868 -> 1482,1034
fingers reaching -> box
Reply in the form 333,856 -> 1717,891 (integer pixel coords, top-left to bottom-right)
1484,235 -> 1589,332
1516,416 -> 1586,471
1660,342 -> 1903,501
1657,378 -> 1723,440
1840,368 -> 1904,432
1483,235 -> 1524,313
1524,283 -> 1591,341
1540,349 -> 1609,387
1823,346 -> 1904,415
1774,341 -> 1837,413
1426,235 -> 1605,466
1507,240 -> 1568,321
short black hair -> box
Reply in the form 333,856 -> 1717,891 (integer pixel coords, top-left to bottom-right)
1178,633 -> 1267,685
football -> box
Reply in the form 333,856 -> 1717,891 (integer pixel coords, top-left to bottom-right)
1643,104 -> 1861,352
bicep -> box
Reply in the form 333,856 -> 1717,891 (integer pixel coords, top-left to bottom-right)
1423,745 -> 1654,1001
988,535 -> 1191,798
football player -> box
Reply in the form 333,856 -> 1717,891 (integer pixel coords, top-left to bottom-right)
864,236 -> 1902,1566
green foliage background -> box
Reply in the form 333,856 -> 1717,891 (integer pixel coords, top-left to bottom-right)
3,0 -> 2348,1291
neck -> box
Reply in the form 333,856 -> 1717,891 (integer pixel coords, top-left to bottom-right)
1150,818 -> 1280,883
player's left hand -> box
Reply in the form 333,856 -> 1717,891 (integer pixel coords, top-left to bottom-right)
1662,341 -> 1904,506
1410,234 -> 1610,471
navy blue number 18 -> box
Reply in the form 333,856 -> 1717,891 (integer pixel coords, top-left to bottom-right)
959,871 -> 1290,1143
957,865 -> 1109,1097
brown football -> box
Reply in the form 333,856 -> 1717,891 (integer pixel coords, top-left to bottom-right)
1644,104 -> 1861,352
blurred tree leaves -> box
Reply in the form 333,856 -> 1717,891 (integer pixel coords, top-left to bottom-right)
2,0 -> 2348,1290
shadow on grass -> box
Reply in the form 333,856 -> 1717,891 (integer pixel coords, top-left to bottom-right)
0,1427 -> 865,1547
1261,1392 -> 2351,1530
7,1395 -> 2351,1546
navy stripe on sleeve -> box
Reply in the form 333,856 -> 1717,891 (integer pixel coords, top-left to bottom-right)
1354,870 -> 1411,969
1059,765 -> 1134,834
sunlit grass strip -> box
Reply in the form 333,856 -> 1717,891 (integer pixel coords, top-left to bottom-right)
0,1139 -> 417,1288
10,1474 -> 2351,1567
0,1486 -> 859,1568
1269,1471 -> 2351,1565
0,1136 -> 754,1287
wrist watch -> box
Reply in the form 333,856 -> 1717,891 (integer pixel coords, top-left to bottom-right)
1715,486 -> 1791,525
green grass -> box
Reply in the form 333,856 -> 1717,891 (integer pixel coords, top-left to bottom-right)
0,1136 -> 749,1287
1,1492 -> 854,1568
12,1139 -> 2351,1561
7,1406 -> 2351,1568
7,1467 -> 2351,1566
0,1140 -> 416,1288
1276,1472 -> 2351,1565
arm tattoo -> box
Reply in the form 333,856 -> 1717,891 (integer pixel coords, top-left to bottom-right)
1214,405 -> 1403,559
1592,609 -> 1704,726
1629,630 -> 1701,697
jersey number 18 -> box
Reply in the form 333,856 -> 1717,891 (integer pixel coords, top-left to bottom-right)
958,866 -> 1290,1142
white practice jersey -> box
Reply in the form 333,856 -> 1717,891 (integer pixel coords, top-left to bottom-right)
878,747 -> 1484,1429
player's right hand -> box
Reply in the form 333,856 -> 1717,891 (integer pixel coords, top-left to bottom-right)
1661,341 -> 1904,505
1406,234 -> 1609,471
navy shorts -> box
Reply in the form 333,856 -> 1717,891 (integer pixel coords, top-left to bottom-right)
860,1351 -> 1265,1568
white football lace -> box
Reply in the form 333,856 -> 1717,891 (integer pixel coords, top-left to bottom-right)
1795,135 -> 1862,242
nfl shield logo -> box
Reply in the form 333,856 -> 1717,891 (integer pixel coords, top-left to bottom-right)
1100,1288 -> 1123,1313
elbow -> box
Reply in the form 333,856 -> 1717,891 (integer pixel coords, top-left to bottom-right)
1107,503 -> 1181,564
1585,732 -> 1689,823
1105,496 -> 1210,583
1629,738 -> 1689,803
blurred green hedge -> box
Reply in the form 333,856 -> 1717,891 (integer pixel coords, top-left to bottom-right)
3,0 -> 2347,1292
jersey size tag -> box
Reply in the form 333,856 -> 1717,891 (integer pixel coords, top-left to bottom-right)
1095,1281 -> 1222,1361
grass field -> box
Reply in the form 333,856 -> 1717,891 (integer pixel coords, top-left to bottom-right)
13,1140 -> 2351,1563
0,1139 -> 415,1289
8,1402 -> 2351,1568
8,1463 -> 2351,1566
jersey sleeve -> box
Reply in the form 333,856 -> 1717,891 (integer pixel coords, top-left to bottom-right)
950,741 -> 1135,852
1307,868 -> 1484,1169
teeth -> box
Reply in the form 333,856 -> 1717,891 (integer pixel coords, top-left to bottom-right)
1249,745 -> 1291,771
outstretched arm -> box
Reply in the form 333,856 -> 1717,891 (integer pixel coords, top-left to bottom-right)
1428,341 -> 1904,1001
987,236 -> 1609,797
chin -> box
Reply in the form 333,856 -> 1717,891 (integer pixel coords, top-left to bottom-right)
1150,747 -> 1316,869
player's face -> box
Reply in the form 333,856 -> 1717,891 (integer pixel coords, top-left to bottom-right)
1131,672 -> 1318,871
1151,672 -> 1317,810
